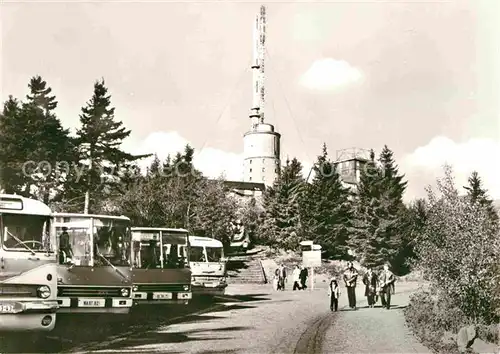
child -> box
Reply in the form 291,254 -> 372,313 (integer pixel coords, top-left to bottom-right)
273,268 -> 280,291
328,278 -> 340,312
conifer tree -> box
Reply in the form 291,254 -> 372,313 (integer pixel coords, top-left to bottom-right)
464,171 -> 499,224
350,146 -> 407,268
302,143 -> 352,258
0,77 -> 72,203
65,79 -> 149,213
24,76 -> 73,204
26,75 -> 58,112
258,157 -> 306,250
0,96 -> 31,194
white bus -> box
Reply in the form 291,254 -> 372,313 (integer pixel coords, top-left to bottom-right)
53,213 -> 133,314
0,194 -> 58,331
188,236 -> 227,296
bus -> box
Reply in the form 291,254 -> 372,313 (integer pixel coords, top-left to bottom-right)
189,236 -> 227,297
0,194 -> 58,332
53,213 -> 133,314
129,227 -> 191,305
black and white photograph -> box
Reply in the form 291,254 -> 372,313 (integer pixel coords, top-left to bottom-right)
0,0 -> 499,352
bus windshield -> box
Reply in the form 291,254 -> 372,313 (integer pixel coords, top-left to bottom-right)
94,219 -> 131,267
56,217 -> 131,267
162,231 -> 188,269
206,247 -> 223,262
1,213 -> 54,253
189,246 -> 205,262
131,230 -> 161,269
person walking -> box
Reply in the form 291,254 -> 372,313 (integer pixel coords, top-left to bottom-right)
299,265 -> 308,290
379,263 -> 396,309
328,278 -> 340,312
292,265 -> 302,290
362,266 -> 378,308
278,263 -> 287,291
273,268 -> 280,291
343,262 -> 359,309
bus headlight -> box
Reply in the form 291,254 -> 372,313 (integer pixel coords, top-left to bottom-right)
132,286 -> 138,292
183,285 -> 190,291
37,285 -> 51,299
121,288 -> 130,297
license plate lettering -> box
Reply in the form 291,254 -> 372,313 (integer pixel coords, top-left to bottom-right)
153,292 -> 172,300
84,300 -> 99,306
78,299 -> 105,307
0,303 -> 15,313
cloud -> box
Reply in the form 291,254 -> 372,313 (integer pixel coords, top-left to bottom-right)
300,58 -> 362,91
401,136 -> 500,201
125,131 -> 243,181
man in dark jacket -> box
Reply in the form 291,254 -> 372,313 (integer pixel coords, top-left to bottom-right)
343,262 -> 358,309
379,263 -> 396,309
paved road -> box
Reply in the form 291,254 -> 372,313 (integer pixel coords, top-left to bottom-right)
67,281 -> 429,354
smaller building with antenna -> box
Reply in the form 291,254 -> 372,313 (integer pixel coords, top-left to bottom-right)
242,5 -> 281,187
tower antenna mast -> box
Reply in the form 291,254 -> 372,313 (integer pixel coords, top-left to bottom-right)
250,5 -> 266,129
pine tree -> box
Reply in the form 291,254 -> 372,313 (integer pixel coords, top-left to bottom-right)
464,171 -> 499,224
24,76 -> 73,204
26,75 -> 58,112
66,79 -> 149,213
0,77 -> 72,203
302,143 -> 352,258
0,96 -> 31,194
378,145 -> 408,213
258,157 -> 306,250
350,146 -> 407,268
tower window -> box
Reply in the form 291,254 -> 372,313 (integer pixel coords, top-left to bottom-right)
275,168 -> 278,173
275,160 -> 279,165
250,168 -> 252,172
249,177 -> 252,181
262,159 -> 265,163
262,176 -> 265,181
262,168 -> 265,172
250,159 -> 252,164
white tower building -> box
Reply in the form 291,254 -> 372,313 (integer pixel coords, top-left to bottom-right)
243,5 -> 281,186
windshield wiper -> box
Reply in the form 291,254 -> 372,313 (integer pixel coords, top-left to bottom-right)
94,249 -> 130,283
5,229 -> 36,255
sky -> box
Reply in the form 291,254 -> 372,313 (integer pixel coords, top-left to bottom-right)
1,0 -> 499,202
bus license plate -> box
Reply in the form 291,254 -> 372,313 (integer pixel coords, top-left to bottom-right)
0,303 -> 16,314
78,299 -> 105,307
153,292 -> 172,300
204,282 -> 217,288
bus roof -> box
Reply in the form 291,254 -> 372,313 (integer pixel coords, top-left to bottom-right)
131,227 -> 188,233
188,235 -> 223,248
52,212 -> 130,221
0,194 -> 51,216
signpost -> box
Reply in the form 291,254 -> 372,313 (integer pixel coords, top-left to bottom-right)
300,241 -> 322,290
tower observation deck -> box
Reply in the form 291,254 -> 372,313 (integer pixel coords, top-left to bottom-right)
242,5 -> 281,186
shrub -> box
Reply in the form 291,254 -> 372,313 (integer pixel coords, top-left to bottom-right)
405,289 -> 462,353
413,165 -> 500,325
477,323 -> 499,344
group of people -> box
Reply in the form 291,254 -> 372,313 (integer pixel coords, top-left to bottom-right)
273,263 -> 309,291
328,261 -> 396,312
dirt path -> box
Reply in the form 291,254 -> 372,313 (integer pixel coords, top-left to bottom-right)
321,282 -> 431,353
